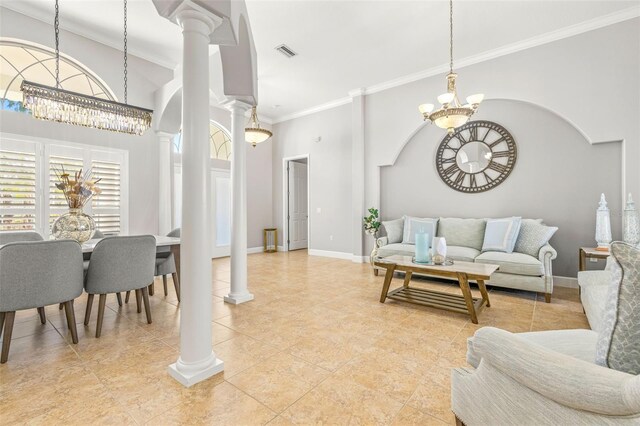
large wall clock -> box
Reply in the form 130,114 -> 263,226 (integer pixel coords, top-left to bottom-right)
435,120 -> 517,193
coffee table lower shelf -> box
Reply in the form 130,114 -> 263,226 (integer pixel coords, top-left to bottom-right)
387,286 -> 485,315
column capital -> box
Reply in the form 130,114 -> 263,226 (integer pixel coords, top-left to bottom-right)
222,98 -> 253,114
167,1 -> 224,34
156,131 -> 175,141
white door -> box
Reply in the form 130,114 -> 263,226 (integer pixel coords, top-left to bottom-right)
288,161 -> 308,250
211,169 -> 231,258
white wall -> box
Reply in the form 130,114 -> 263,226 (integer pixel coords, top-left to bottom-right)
0,7 -> 173,235
272,18 -> 639,276
272,104 -> 352,253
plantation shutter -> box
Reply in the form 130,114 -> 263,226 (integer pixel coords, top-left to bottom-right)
91,158 -> 121,235
0,141 -> 38,231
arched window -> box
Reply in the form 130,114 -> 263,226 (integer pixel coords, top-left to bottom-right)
172,121 -> 232,161
0,38 -> 116,112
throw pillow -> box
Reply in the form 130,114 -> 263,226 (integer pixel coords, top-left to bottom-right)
381,218 -> 404,244
482,217 -> 522,253
402,216 -> 438,245
437,218 -> 486,251
513,221 -> 558,257
595,242 -> 640,375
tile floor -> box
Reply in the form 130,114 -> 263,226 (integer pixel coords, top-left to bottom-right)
0,250 -> 589,425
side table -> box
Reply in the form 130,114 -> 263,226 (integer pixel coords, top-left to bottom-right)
578,247 -> 610,271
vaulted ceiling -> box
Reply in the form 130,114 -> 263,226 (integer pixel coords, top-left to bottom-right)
3,0 -> 638,122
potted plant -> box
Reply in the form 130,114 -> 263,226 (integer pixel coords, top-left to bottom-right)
363,207 -> 382,267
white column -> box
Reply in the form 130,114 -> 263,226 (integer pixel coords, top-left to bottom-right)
224,100 -> 254,305
168,10 -> 223,387
157,131 -> 173,235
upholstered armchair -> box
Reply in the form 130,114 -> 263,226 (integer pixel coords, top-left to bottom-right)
451,327 -> 640,425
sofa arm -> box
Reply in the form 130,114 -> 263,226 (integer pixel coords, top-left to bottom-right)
470,327 -> 640,416
376,236 -> 388,247
538,244 -> 557,264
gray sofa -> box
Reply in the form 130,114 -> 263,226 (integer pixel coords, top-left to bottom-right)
374,217 -> 557,301
451,259 -> 640,425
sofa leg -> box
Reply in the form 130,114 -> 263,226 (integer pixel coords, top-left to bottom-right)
373,268 -> 379,276
545,293 -> 551,303
455,415 -> 465,426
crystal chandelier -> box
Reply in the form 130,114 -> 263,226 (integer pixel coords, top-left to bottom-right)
245,106 -> 272,147
418,0 -> 484,134
21,0 -> 152,135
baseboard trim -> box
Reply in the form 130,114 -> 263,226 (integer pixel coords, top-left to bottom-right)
553,275 -> 578,288
277,245 -> 285,252
308,249 -> 353,260
351,255 -> 371,263
247,246 -> 263,254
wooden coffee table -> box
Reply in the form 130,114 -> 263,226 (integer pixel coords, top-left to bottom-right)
375,255 -> 499,324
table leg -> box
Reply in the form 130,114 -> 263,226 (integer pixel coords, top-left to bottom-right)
457,273 -> 478,324
579,249 -> 586,272
171,244 -> 181,282
379,264 -> 396,303
403,271 -> 412,288
476,279 -> 490,308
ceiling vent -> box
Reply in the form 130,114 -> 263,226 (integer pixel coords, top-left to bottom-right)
275,44 -> 297,58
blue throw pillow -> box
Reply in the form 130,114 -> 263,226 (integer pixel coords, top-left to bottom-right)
482,217 -> 522,253
402,216 -> 438,245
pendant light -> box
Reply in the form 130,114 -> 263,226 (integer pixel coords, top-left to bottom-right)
418,0 -> 484,134
245,106 -> 272,147
21,0 -> 152,135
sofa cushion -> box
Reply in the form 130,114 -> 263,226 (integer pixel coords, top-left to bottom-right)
447,246 -> 480,262
377,243 -> 414,258
402,216 -> 438,245
482,217 -> 522,253
437,218 -> 486,251
513,220 -> 558,257
381,218 -> 404,244
474,251 -> 543,276
578,270 -> 610,332
596,242 -> 640,375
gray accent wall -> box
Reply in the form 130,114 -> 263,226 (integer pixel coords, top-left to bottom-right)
272,104 -> 352,253
381,100 -> 622,277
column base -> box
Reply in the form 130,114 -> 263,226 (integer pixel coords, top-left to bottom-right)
224,292 -> 254,305
168,352 -> 224,387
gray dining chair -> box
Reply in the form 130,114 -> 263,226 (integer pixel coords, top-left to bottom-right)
0,231 -> 44,244
0,240 -> 83,363
92,229 -> 105,239
83,235 -> 156,337
154,228 -> 181,302
0,231 -> 50,323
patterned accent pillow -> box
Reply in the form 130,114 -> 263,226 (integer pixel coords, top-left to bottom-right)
402,216 -> 438,245
482,217 -> 522,253
595,242 -> 640,375
513,220 -> 558,257
381,218 -> 404,244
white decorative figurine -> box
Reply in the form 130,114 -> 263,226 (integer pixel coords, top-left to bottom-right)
623,193 -> 640,246
432,237 -> 447,264
595,193 -> 612,251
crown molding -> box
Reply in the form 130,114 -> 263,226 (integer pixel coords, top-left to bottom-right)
271,5 -> 640,124
272,96 -> 351,124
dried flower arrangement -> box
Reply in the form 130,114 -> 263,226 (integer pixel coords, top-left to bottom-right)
53,166 -> 102,209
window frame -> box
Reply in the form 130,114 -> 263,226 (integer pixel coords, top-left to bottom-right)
0,132 -> 129,237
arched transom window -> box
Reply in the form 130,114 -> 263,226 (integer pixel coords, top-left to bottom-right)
173,121 -> 232,161
0,38 -> 116,112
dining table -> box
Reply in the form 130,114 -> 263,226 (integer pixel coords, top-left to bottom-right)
82,235 -> 181,280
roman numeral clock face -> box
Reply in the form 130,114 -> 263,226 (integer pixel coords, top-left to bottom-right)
435,121 -> 517,193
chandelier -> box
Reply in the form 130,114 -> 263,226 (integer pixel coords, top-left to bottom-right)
245,106 -> 272,147
418,0 -> 483,134
21,0 -> 152,135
